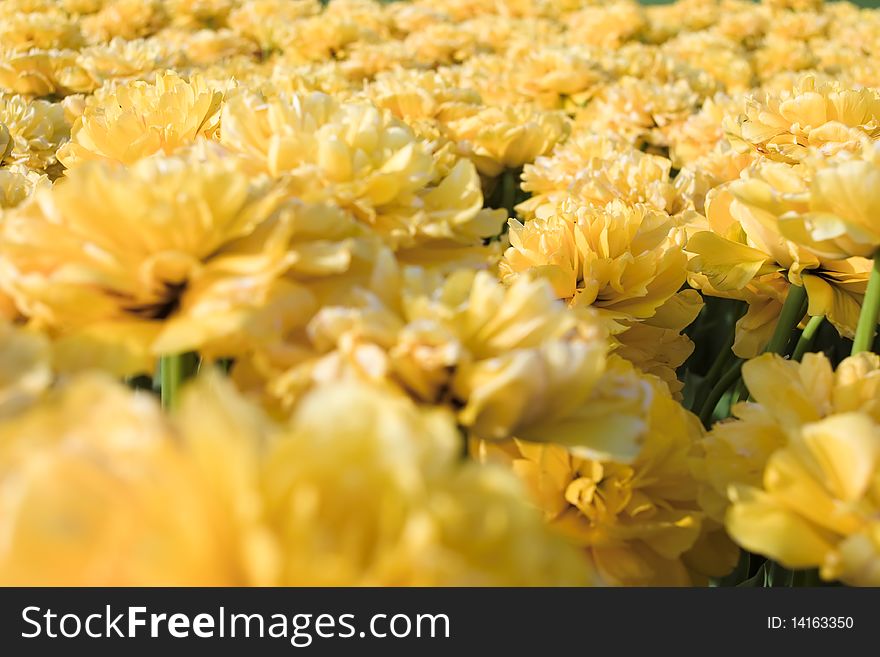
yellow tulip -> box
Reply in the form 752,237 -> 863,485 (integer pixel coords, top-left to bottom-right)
267,380 -> 594,585
477,358 -> 738,586
727,413 -> 880,586
0,374 -> 277,586
501,198 -> 688,322
696,351 -> 880,531
0,146 -> 292,374
57,70 -> 223,168
725,74 -> 880,164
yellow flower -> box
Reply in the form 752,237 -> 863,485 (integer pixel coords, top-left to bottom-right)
0,164 -> 49,209
0,373 -> 278,586
0,93 -> 69,172
400,22 -> 482,68
165,0 -> 237,28
751,36 -> 817,83
268,14 -> 372,66
513,47 -> 606,110
695,351 -> 880,523
444,104 -> 570,177
613,289 -> 704,398
661,33 -> 753,93
221,90 -> 430,194
519,133 -> 677,217
174,29 -> 258,67
746,145 -> 880,260
67,37 -> 174,94
726,413 -> 880,586
447,276 -> 647,460
763,0 -> 825,10
562,1 -> 647,49
667,93 -> 749,169
57,70 -> 223,168
673,145 -> 755,215
60,0 -> 103,12
80,0 -> 170,43
0,147 -> 290,375
0,49 -> 79,97
642,0 -> 719,41
257,268 -> 649,462
501,199 -> 688,323
576,74 -> 715,151
724,74 -> 880,164
265,380 -> 594,585
220,91 -> 504,249
477,358 -> 737,586
365,68 -> 481,125
227,0 -> 322,52
0,12 -> 84,52
686,165 -> 871,355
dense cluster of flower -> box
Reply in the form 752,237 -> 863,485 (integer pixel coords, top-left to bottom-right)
1,0 -> 879,586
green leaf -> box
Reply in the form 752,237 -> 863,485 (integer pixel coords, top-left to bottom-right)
736,563 -> 768,587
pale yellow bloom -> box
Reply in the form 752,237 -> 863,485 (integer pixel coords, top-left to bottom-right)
673,145 -> 755,215
725,75 -> 880,164
661,33 -> 753,93
576,75 -> 714,151
0,49 -> 79,97
228,0 -> 322,52
0,147 -> 291,375
0,93 -> 69,172
220,91 -> 504,249
257,268 -> 649,462
477,358 -> 737,586
667,93 -> 748,168
57,70 -> 223,168
67,38 -> 174,93
444,104 -> 570,177
519,133 -> 677,216
80,0 -> 169,43
267,380 -> 594,585
0,374 -> 278,586
746,144 -> 880,260
176,29 -> 261,67
0,12 -> 84,52
0,164 -> 49,209
501,199 -> 688,323
401,22 -> 482,68
686,165 -> 871,355
562,1 -> 646,49
165,0 -> 237,28
727,412 -> 880,586
695,351 -> 880,523
513,47 -> 606,110
751,36 -> 817,83
613,289 -> 704,398
271,14 -> 376,66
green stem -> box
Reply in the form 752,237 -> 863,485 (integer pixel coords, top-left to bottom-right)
159,353 -> 199,410
691,325 -> 736,413
160,355 -> 182,410
764,284 -> 807,355
730,378 -> 748,406
852,253 -> 880,355
792,315 -> 825,362
699,359 -> 744,428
